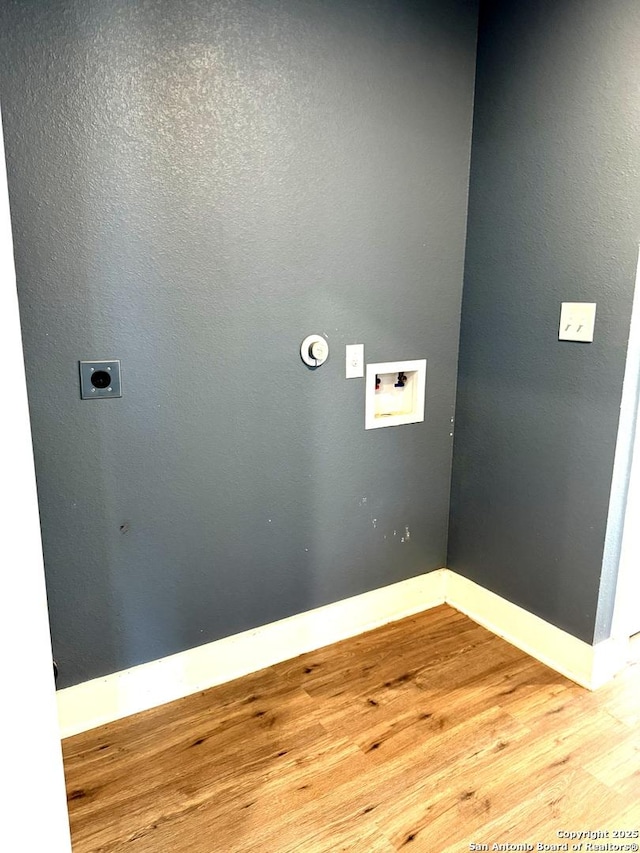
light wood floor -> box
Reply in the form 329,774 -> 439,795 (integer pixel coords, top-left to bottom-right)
62,605 -> 640,852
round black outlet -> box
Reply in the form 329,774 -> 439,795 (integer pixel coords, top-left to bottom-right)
91,370 -> 111,389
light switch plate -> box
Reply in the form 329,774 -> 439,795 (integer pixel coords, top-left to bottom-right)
559,302 -> 596,342
345,344 -> 364,379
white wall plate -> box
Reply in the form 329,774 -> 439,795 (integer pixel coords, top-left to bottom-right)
559,302 -> 597,342
345,344 -> 364,379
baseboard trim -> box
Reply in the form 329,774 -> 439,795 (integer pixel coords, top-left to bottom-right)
57,569 -> 447,739
444,572 -> 627,690
57,568 -> 628,738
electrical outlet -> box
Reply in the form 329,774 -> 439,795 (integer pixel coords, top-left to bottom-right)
559,303 -> 596,342
79,360 -> 122,399
345,344 -> 364,379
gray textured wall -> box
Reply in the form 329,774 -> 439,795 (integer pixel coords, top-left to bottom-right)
0,0 -> 478,687
449,0 -> 640,643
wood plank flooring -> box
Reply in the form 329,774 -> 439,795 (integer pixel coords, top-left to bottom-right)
62,605 -> 640,852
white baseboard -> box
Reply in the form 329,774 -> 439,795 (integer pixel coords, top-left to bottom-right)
57,569 -> 447,739
57,567 -> 628,738
444,572 -> 627,690
590,635 -> 630,689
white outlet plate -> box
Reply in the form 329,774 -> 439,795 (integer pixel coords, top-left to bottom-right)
345,344 -> 364,379
559,302 -> 596,342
